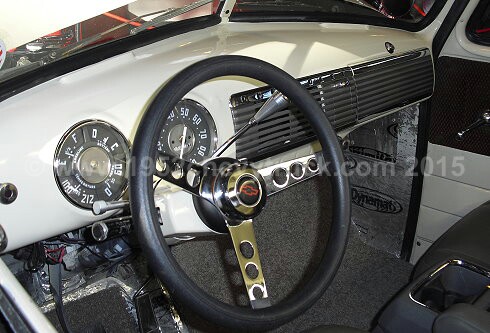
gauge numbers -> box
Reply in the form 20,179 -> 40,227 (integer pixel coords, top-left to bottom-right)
54,120 -> 130,209
157,100 -> 217,163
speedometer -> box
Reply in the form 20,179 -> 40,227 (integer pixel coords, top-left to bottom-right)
54,120 -> 130,209
157,99 -> 217,163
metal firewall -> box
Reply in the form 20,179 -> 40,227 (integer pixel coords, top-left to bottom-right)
346,104 -> 419,257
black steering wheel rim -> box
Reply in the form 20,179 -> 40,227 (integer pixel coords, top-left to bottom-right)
130,55 -> 351,331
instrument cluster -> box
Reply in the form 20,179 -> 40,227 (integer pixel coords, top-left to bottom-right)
54,120 -> 130,209
54,100 -> 218,209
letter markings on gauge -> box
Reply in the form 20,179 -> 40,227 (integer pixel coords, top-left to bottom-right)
54,120 -> 130,209
157,99 -> 218,163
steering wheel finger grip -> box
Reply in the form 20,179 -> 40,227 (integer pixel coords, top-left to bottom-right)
130,55 -> 351,331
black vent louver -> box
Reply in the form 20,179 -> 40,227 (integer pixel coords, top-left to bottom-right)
352,48 -> 434,119
230,68 -> 356,160
230,48 -> 433,161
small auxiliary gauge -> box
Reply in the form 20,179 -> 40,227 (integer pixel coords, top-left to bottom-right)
54,120 -> 130,209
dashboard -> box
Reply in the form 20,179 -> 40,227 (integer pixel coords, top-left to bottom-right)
0,22 -> 432,252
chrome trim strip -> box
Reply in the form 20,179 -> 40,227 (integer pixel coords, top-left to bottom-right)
255,153 -> 323,196
307,157 -> 319,172
408,259 -> 490,311
271,167 -> 289,189
289,162 -> 306,180
349,48 -> 431,73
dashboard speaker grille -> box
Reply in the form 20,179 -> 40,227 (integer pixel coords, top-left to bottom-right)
230,48 -> 433,161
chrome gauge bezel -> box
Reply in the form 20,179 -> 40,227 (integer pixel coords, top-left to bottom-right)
53,119 -> 130,210
194,100 -> 219,158
159,99 -> 218,163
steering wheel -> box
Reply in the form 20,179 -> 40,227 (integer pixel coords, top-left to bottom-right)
130,56 -> 351,331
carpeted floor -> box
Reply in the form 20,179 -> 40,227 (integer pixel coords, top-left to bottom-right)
171,176 -> 413,332
41,176 -> 412,333
45,286 -> 136,333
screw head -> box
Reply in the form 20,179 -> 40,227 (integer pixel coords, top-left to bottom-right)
385,42 -> 395,54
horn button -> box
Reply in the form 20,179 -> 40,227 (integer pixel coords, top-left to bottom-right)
237,176 -> 261,206
205,162 -> 267,222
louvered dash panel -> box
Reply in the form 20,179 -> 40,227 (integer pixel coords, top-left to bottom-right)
229,48 -> 433,161
352,49 -> 433,119
230,68 -> 356,160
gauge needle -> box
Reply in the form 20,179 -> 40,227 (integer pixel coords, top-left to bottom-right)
180,125 -> 188,159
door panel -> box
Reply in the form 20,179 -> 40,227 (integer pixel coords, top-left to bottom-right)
426,144 -> 490,189
421,172 -> 490,217
416,205 -> 460,240
411,56 -> 490,264
428,57 -> 490,156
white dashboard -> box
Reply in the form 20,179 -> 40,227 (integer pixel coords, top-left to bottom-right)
0,21 -> 430,252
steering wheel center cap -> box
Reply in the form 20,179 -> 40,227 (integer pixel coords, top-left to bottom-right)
209,162 -> 267,221
236,175 -> 262,207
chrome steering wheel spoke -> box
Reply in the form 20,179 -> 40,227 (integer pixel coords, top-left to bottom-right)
227,219 -> 271,309
155,154 -> 205,196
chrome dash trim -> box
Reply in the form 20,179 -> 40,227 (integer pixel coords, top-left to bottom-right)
255,153 -> 323,196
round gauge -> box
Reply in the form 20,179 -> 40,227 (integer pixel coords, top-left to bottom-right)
54,120 -> 130,209
157,99 -> 217,164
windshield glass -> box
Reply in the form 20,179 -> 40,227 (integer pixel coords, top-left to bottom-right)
0,0 -> 437,85
0,0 -> 214,84
231,0 -> 436,23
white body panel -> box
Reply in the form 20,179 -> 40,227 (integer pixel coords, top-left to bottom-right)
421,173 -> 490,218
416,205 -> 461,241
441,0 -> 490,62
411,144 -> 490,264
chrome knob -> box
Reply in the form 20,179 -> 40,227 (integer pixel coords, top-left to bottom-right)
456,110 -> 490,141
483,111 -> 490,123
0,183 -> 18,205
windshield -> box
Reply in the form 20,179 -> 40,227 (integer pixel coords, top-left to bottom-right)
0,0 -> 214,84
0,0 -> 437,85
230,0 -> 435,22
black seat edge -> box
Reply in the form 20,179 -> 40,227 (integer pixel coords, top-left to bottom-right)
413,200 -> 490,279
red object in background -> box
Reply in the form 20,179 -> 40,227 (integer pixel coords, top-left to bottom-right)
46,30 -> 63,37
413,3 -> 426,17
82,7 -> 133,45
103,12 -> 143,27
212,0 -> 221,13
476,27 -> 490,33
